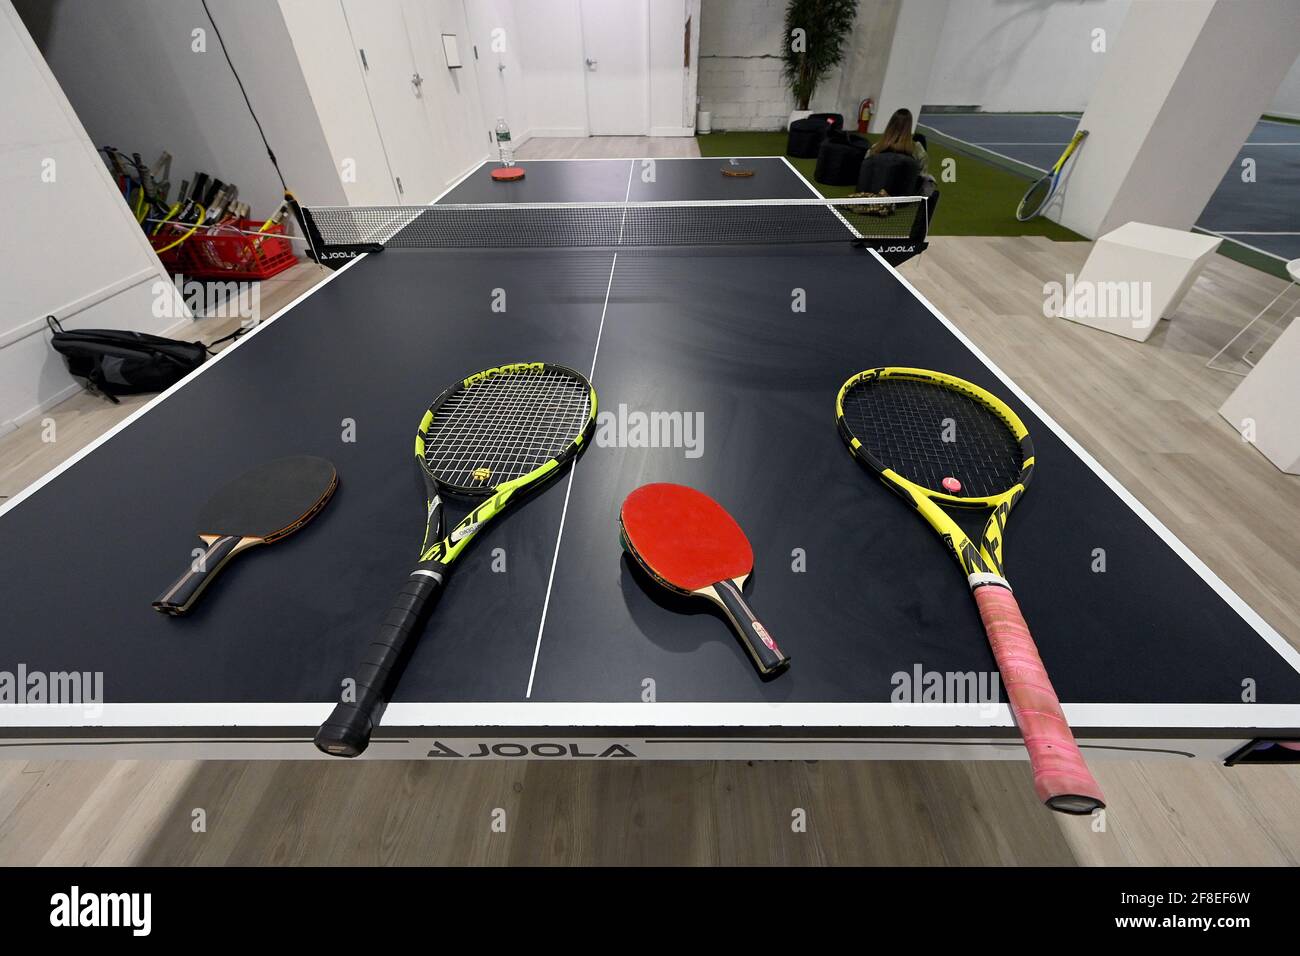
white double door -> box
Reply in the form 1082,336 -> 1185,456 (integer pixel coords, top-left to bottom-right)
342,0 -> 486,203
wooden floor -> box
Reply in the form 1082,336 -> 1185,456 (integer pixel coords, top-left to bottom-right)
2,140 -> 1298,865
0,261 -> 331,503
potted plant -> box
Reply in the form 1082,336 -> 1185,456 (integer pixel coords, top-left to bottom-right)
781,0 -> 859,129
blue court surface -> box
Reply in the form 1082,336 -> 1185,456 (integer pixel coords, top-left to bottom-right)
920,111 -> 1300,262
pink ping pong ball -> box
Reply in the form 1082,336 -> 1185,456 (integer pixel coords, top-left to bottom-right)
942,476 -> 962,494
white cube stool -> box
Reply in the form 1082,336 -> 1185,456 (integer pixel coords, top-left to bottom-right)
1219,315 -> 1300,475
1058,222 -> 1221,342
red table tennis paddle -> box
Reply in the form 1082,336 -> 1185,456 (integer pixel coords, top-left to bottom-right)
619,482 -> 789,677
152,455 -> 337,615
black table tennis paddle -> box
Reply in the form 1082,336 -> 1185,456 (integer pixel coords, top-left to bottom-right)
152,455 -> 337,615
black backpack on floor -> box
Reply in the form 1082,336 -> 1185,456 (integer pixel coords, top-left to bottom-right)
46,315 -> 240,404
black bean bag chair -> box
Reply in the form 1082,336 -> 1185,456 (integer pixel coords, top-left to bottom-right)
857,150 -> 922,195
808,112 -> 844,130
814,131 -> 869,186
786,117 -> 836,158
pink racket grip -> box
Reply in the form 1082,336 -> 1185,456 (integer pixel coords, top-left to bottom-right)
972,581 -> 1106,814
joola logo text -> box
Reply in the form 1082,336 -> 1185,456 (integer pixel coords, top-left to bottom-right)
427,741 -> 637,758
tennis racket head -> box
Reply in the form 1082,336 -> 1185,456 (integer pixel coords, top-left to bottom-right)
836,367 -> 1034,581
836,367 -> 1032,505
416,362 -> 597,498
1016,175 -> 1054,221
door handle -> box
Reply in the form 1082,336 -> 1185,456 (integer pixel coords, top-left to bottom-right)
585,57 -> 598,70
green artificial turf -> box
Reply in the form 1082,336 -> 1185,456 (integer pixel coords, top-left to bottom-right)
696,130 -> 1086,240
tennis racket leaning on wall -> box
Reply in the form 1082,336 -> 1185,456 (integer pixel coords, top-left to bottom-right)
1016,129 -> 1088,221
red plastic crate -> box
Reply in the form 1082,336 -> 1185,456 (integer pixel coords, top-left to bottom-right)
182,219 -> 297,280
148,226 -> 189,273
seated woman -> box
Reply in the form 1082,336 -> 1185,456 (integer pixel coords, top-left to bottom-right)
868,108 -> 933,194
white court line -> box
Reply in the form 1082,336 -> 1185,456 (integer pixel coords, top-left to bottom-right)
1213,230 -> 1300,236
1193,226 -> 1290,262
916,112 -> 1078,126
916,125 -> 1049,174
779,155 -> 1300,679
525,159 -> 636,699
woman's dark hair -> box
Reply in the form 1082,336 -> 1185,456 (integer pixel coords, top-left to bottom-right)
871,108 -> 915,155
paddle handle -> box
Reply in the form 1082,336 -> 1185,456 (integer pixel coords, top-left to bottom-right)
152,535 -> 243,615
712,578 -> 789,676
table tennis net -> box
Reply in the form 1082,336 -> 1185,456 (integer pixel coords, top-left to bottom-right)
299,196 -> 929,252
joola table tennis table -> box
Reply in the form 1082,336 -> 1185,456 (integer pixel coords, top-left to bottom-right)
2,157 -> 1298,764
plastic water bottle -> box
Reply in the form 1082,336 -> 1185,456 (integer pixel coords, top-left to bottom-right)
495,117 -> 514,167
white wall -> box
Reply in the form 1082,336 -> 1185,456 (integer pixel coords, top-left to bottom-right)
425,0 -> 491,176
649,0 -> 696,136
872,0 -> 946,133
464,0 -> 533,146
277,0 -> 394,204
926,0 -> 1131,111
0,0 -> 187,432
819,0 -> 902,130
510,0 -> 694,137
697,0 -> 899,132
16,0 -> 346,219
697,0 -> 788,131
1269,55 -> 1300,120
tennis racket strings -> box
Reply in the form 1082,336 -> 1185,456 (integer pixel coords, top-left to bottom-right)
423,368 -> 594,490
838,377 -> 1025,497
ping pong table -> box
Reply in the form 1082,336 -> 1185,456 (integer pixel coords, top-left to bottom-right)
2,156 -> 1299,764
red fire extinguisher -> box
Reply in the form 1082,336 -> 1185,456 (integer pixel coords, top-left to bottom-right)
858,98 -> 873,133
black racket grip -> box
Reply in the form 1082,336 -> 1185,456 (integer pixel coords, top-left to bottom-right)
315,569 -> 445,757
713,580 -> 790,677
152,535 -> 241,615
